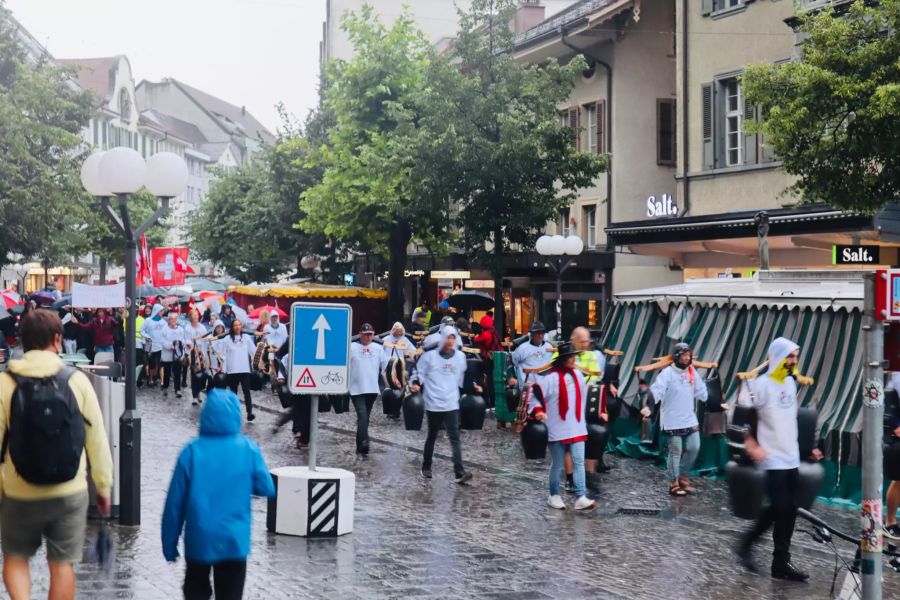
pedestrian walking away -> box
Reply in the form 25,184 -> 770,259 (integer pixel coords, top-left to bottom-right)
348,323 -> 388,455
643,342 -> 710,497
0,310 -> 113,600
527,342 -> 596,511
410,326 -> 479,484
162,379 -> 275,600
736,337 -> 824,581
215,320 -> 257,421
159,313 -> 188,399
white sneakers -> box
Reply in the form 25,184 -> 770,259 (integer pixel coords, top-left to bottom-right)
547,495 -> 566,510
574,496 -> 596,511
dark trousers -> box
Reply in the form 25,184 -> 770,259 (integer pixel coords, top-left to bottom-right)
482,358 -> 495,408
423,409 -> 464,475
741,468 -> 800,566
191,372 -> 208,400
352,394 -> 377,453
162,360 -> 183,392
274,395 -> 311,443
227,372 -> 253,416
183,559 -> 247,600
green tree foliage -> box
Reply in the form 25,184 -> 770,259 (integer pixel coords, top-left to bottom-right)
0,2 -> 95,267
439,0 -> 608,334
743,0 -> 900,213
187,163 -> 288,284
81,190 -> 169,267
301,6 -> 452,320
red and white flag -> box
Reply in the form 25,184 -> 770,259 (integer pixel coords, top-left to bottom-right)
150,247 -> 191,287
174,249 -> 196,275
136,234 -> 152,285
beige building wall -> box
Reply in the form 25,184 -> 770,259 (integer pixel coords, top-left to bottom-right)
676,0 -> 797,217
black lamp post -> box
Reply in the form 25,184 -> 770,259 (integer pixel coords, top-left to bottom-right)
535,233 -> 584,341
81,148 -> 188,526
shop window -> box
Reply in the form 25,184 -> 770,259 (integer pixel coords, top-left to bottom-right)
657,99 -> 676,166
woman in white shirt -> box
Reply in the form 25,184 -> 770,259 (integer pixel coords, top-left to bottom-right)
214,319 -> 257,421
184,308 -> 208,406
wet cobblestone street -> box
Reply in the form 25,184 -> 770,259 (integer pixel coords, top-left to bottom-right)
19,387 -> 900,599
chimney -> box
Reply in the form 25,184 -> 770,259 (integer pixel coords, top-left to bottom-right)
241,105 -> 246,116
512,1 -> 545,34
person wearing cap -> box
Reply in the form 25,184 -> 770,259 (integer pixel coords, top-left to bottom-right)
423,316 -> 461,351
348,324 -> 389,455
528,342 -> 596,511
511,321 -> 553,388
641,342 -> 709,497
409,326 -> 479,484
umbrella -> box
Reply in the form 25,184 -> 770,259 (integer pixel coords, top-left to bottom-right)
185,277 -> 227,292
446,290 -> 495,312
248,305 -> 287,319
30,291 -> 57,306
136,284 -> 164,299
52,294 -> 73,310
1,289 -> 22,309
197,290 -> 223,300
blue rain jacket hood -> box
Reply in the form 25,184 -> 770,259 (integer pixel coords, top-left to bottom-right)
161,388 -> 275,563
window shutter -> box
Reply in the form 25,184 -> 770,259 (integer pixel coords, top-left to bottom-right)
701,83 -> 714,170
743,98 -> 758,165
568,107 -> 580,150
760,134 -> 776,163
596,100 -> 606,153
701,0 -> 714,16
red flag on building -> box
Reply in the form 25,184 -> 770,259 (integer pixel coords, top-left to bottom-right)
136,234 -> 152,285
150,247 -> 190,287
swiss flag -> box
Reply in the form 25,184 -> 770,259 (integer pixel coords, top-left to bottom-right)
151,247 -> 190,286
136,234 -> 152,286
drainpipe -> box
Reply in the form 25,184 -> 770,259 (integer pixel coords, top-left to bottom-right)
681,0 -> 691,217
559,26 -> 614,316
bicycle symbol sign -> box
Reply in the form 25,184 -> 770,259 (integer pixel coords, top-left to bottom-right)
288,302 -> 352,395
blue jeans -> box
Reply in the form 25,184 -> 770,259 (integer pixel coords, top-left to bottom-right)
666,431 -> 700,480
549,441 -> 586,497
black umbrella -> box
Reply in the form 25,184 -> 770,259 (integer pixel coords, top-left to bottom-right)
446,290 -> 495,312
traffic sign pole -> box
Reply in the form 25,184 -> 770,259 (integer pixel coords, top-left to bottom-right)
309,397 -> 318,472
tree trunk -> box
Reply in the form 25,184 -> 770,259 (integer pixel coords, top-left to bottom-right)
492,227 -> 505,341
387,221 -> 412,323
99,256 -> 108,286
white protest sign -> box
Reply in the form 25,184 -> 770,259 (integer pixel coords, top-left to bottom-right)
72,282 -> 126,308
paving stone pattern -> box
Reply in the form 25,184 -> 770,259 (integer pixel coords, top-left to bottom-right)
19,388 -> 900,599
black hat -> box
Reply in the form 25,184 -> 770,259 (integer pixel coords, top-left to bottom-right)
529,321 -> 546,334
360,323 -> 375,334
553,342 -> 580,362
672,342 -> 692,358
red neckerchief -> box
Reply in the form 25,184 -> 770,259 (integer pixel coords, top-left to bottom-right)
550,367 -> 582,422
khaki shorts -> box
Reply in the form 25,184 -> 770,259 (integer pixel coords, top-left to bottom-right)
1,491 -> 89,563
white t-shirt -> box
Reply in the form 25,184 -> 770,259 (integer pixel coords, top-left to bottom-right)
349,341 -> 388,395
215,334 -> 256,375
530,369 -> 588,443
183,323 -> 207,348
413,349 -> 467,412
649,365 -> 708,431
158,324 -> 187,362
512,341 -> 553,385
263,323 -> 288,350
749,375 -> 800,471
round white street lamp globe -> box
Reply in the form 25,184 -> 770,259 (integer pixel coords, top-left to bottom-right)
548,235 -> 567,256
301,256 -> 321,270
80,151 -> 111,197
535,235 -> 552,256
146,152 -> 189,198
99,147 -> 147,195
563,235 -> 584,256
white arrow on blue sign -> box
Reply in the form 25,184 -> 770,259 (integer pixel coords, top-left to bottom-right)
288,302 -> 353,395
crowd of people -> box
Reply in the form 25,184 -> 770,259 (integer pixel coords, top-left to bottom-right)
0,295 -> 898,599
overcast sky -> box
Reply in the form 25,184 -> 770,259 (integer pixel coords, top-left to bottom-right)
6,0 -> 326,133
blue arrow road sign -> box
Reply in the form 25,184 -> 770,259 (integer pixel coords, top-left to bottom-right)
289,302 -> 352,395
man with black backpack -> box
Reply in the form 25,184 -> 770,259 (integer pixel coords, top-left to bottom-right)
0,310 -> 113,600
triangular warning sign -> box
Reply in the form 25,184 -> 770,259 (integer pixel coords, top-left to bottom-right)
295,368 -> 316,388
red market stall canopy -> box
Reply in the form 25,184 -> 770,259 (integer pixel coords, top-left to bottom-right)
227,283 -> 388,332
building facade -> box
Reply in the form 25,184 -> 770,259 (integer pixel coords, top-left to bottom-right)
606,0 -> 900,280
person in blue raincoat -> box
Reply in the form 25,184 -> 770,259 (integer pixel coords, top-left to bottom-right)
161,377 -> 275,599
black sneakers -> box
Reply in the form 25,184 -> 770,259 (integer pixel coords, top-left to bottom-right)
454,471 -> 473,485
421,467 -> 432,479
771,562 -> 809,582
246,413 -> 256,422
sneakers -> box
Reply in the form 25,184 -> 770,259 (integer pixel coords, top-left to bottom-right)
246,413 -> 256,422
771,562 -> 809,582
191,400 -> 198,406
421,467 -> 432,479
547,495 -> 566,510
574,496 -> 596,510
454,471 -> 473,485
884,523 -> 900,541
175,391 -> 183,399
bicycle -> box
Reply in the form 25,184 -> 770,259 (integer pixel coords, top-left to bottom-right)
796,508 -> 900,599
320,371 -> 344,385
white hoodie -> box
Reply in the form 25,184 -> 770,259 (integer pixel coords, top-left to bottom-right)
749,337 -> 801,471
413,327 -> 467,412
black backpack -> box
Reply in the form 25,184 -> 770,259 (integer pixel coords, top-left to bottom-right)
1,367 -> 88,485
